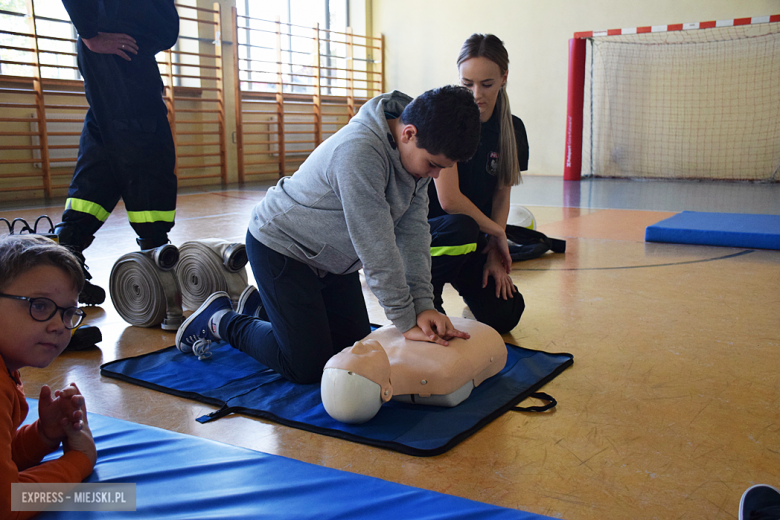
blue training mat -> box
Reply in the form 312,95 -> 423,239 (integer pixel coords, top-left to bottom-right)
100,342 -> 573,457
645,211 -> 780,250
23,399 -> 557,519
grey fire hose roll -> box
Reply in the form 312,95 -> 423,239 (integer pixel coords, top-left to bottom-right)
109,244 -> 183,330
176,239 -> 249,311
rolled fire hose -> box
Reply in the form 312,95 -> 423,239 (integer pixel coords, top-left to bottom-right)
175,239 -> 249,311
109,244 -> 184,330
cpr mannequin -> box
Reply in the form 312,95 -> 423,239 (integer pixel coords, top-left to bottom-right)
321,317 -> 507,424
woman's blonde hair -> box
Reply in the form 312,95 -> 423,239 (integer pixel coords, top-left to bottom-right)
457,33 -> 521,187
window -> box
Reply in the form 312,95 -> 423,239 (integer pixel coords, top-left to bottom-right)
236,0 -> 349,94
0,0 -> 78,80
169,0 -> 202,88
237,0 -> 348,34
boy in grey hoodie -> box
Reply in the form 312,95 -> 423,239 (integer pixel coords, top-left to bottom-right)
176,86 -> 481,384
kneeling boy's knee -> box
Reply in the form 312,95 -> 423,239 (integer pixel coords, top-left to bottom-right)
285,359 -> 328,385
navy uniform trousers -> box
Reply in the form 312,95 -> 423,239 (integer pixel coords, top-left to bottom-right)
58,39 -> 177,252
429,213 -> 525,334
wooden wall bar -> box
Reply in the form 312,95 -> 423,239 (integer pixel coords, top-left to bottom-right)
232,8 -> 383,182
0,1 -> 87,200
161,2 -> 226,186
0,2 -> 383,202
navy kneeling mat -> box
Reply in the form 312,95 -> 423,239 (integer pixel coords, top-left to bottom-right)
101,341 -> 573,456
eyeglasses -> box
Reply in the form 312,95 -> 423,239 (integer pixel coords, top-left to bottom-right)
0,292 -> 86,329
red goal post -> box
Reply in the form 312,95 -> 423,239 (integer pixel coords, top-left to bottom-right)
563,14 -> 780,181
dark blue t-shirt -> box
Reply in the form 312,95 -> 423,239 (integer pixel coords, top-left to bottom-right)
428,109 -> 528,219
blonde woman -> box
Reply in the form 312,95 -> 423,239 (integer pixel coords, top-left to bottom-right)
428,33 -> 528,333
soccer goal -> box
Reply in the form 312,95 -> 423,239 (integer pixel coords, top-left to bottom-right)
564,15 -> 780,182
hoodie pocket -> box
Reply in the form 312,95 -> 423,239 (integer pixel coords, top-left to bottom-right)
287,242 -> 358,275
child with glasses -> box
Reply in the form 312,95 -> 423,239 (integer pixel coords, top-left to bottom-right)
0,234 -> 96,519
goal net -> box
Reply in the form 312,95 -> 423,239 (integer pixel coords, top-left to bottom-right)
579,19 -> 780,181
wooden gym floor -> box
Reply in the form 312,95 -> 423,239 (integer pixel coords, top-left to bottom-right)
4,176 -> 779,520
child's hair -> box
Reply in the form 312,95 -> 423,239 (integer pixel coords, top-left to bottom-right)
458,33 -> 522,188
400,84 -> 481,163
0,235 -> 84,293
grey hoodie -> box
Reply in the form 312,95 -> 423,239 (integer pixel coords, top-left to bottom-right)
249,91 -> 434,333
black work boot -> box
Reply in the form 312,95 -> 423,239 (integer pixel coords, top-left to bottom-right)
72,250 -> 106,306
136,235 -> 170,251
55,224 -> 105,306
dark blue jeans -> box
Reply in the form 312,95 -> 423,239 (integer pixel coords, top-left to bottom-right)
219,232 -> 371,384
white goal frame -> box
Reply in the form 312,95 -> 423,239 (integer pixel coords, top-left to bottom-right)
564,15 -> 780,181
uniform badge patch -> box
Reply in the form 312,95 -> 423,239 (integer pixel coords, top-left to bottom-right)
486,151 -> 499,175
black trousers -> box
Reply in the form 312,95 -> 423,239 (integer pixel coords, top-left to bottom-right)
58,39 -> 177,251
220,232 -> 372,385
429,214 -> 525,334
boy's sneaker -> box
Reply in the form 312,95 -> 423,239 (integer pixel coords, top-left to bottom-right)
176,291 -> 233,360
235,285 -> 263,318
740,484 -> 780,520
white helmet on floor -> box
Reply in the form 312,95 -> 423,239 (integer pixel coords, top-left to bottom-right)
508,205 -> 537,230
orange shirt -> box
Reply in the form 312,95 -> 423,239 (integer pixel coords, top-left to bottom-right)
1,357 -> 94,520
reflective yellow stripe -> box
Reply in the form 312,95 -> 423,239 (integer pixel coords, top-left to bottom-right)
126,209 -> 176,224
430,243 -> 477,257
64,198 -> 110,222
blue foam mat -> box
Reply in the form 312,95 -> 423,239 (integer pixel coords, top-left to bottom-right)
22,399 -> 555,519
101,342 -> 573,457
645,211 -> 780,249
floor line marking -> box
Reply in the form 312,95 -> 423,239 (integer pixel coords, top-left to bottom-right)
512,250 -> 755,271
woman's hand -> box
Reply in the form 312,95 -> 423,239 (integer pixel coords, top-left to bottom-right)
482,238 -> 517,300
482,233 -> 512,274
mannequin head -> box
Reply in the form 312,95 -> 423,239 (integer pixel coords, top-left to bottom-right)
321,340 -> 393,424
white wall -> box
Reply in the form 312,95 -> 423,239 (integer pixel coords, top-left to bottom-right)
372,0 -> 780,176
